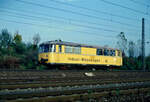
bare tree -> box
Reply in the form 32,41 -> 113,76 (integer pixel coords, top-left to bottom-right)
33,33 -> 40,46
116,32 -> 128,56
128,41 -> 135,58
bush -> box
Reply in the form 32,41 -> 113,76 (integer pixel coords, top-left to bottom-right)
36,65 -> 47,70
0,55 -> 20,69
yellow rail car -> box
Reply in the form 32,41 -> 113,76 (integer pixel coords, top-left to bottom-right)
38,40 -> 122,69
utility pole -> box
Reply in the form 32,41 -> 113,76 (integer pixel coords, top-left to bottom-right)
141,18 -> 145,71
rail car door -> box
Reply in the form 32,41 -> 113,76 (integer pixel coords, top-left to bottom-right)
50,44 -> 56,63
58,45 -> 62,53
56,45 -> 62,63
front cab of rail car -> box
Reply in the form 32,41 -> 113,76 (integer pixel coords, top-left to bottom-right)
38,44 -> 56,64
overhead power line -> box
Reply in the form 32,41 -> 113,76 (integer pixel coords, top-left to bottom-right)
0,9 -> 118,33
130,0 -> 150,7
15,0 -> 140,28
0,18 -> 116,38
0,8 -> 138,31
99,0 -> 149,16
49,0 -> 140,21
0,8 -> 113,28
130,0 -> 150,15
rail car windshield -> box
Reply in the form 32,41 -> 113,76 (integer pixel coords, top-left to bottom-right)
97,49 -> 116,56
39,44 -> 55,53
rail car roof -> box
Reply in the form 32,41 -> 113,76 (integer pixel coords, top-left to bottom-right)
40,40 -> 119,50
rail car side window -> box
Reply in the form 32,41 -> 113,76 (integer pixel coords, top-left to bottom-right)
65,46 -> 81,54
65,46 -> 73,53
110,50 -> 113,56
104,49 -> 108,56
39,45 -> 49,53
107,50 -> 111,56
73,47 -> 81,54
39,44 -> 55,53
44,45 -> 49,52
59,45 -> 62,52
39,45 -> 44,53
112,50 -> 116,56
109,50 -> 115,56
97,49 -> 103,55
118,50 -> 121,56
48,44 -> 53,52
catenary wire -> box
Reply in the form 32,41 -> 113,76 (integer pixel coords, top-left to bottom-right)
0,8 -> 115,28
14,0 -> 140,28
0,11 -> 141,37
0,7 -> 141,30
130,0 -> 150,7
99,0 -> 149,16
0,9 -> 119,33
0,18 -> 116,38
49,0 -> 140,21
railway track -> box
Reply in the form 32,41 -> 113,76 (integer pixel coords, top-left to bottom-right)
1,70 -> 150,82
1,81 -> 150,101
1,78 -> 150,90
1,70 -> 150,101
1,70 -> 150,88
5,88 -> 150,102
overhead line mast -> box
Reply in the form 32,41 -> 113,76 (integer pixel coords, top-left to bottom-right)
141,18 -> 145,71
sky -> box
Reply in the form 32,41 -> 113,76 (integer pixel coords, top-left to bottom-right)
0,0 -> 150,55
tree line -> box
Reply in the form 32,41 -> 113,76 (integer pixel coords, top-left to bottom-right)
117,32 -> 150,70
0,28 -> 46,70
0,29 -> 150,70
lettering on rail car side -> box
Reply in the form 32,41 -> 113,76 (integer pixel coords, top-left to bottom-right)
68,58 -> 80,61
81,58 -> 100,62
68,57 -> 100,62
